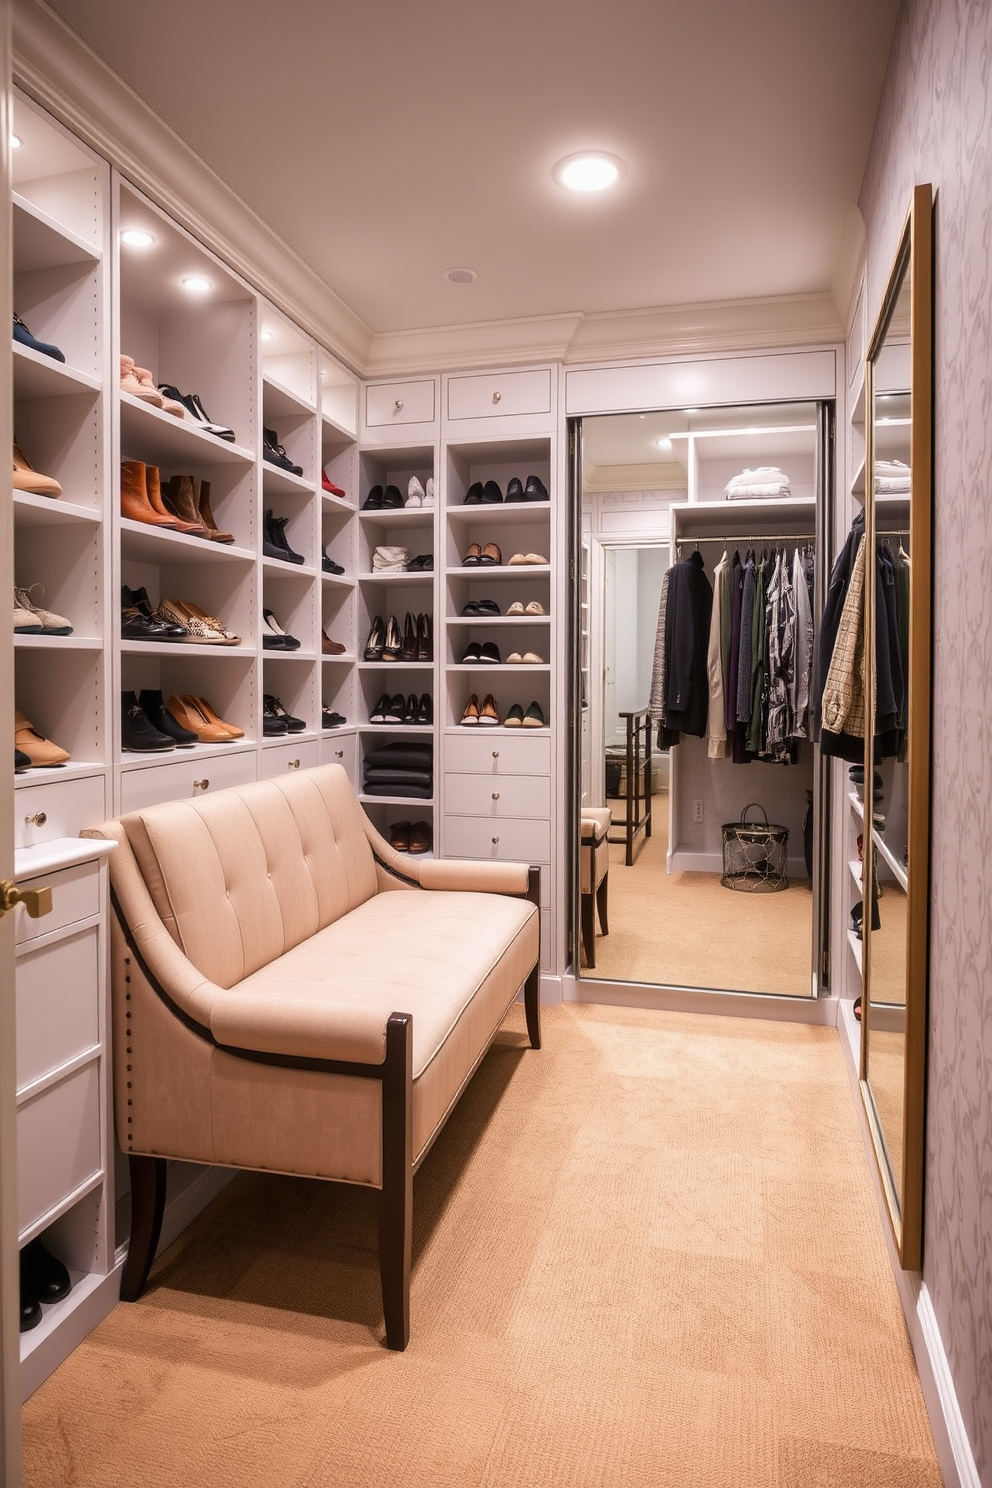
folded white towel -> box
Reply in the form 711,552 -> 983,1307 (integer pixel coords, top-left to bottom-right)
372,545 -> 410,572
875,459 -> 910,477
724,466 -> 792,499
874,474 -> 911,494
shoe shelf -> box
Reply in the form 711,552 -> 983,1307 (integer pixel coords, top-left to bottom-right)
12,492 -> 102,528
262,375 -> 317,421
448,663 -> 551,673
121,639 -> 258,657
445,564 -> 551,579
12,191 -> 101,270
359,570 -> 434,585
116,738 -> 258,771
358,794 -> 435,808
120,519 -> 256,566
445,500 -> 551,524
262,556 -> 318,580
15,635 -> 103,652
262,463 -> 315,498
358,661 -> 434,672
321,572 -> 356,593
120,393 -> 255,467
321,489 -> 354,515
446,615 -> 549,626
12,342 -> 102,400
321,653 -> 357,664
358,506 -> 434,527
260,731 -> 319,749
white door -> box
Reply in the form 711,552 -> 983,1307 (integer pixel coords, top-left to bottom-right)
1,10 -> 25,1479
603,547 -> 617,745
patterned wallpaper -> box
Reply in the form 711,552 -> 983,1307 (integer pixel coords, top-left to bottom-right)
858,0 -> 992,1479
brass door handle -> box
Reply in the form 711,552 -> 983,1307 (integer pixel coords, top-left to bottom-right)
0,880 -> 53,920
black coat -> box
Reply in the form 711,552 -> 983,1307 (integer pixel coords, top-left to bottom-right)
664,551 -> 713,738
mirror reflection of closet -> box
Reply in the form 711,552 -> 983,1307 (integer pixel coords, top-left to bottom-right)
577,402 -> 829,997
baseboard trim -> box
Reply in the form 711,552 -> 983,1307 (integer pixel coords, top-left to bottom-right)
836,1000 -> 981,1488
157,1164 -> 238,1256
562,975 -> 837,1024
668,847 -> 809,881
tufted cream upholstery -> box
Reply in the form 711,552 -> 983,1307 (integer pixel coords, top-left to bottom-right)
83,765 -> 541,1347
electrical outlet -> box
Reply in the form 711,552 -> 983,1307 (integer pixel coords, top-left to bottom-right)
693,798 -> 704,822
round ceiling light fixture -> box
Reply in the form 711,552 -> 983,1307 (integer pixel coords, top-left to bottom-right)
655,437 -> 673,452
181,275 -> 212,295
442,267 -> 479,285
553,152 -> 625,193
260,330 -> 274,342
120,229 -> 155,248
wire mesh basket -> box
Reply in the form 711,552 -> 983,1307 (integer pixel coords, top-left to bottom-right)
721,803 -> 789,892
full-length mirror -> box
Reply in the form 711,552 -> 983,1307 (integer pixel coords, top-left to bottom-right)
862,183 -> 933,1268
574,402 -> 830,998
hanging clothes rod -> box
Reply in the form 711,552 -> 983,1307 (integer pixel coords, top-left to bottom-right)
674,532 -> 814,547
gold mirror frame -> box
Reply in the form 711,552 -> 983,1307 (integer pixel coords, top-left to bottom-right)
861,183 -> 933,1269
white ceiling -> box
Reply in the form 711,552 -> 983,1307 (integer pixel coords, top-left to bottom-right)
43,0 -> 900,339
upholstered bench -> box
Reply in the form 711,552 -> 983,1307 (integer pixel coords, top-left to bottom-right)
83,764 -> 540,1349
580,807 -> 612,968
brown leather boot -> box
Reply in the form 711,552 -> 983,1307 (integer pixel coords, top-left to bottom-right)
145,465 -> 201,533
162,474 -> 208,534
197,480 -> 235,543
120,460 -> 179,527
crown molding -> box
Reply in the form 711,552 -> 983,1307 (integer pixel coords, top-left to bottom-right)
11,0 -> 373,373
364,293 -> 844,378
830,203 -> 867,330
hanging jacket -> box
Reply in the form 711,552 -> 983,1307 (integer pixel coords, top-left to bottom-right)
791,547 -> 814,739
707,552 -> 730,758
814,508 -> 865,740
820,534 -> 867,758
736,552 -> 757,724
746,552 -> 770,755
664,551 -> 713,738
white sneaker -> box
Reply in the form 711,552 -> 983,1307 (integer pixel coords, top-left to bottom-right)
424,477 -> 435,507
406,477 -> 425,508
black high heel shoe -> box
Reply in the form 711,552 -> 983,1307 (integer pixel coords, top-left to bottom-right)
364,615 -> 386,661
417,612 -> 433,661
382,615 -> 402,661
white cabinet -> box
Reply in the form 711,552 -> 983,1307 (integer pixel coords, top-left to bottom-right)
258,738 -> 320,778
13,837 -> 117,1401
364,378 -> 437,430
446,369 -> 552,422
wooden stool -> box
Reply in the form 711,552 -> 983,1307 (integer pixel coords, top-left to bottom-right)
580,807 -> 612,968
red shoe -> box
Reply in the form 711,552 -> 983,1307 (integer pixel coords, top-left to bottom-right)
322,469 -> 346,497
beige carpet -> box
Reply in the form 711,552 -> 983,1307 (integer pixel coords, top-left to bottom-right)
23,1006 -> 939,1488
588,795 -> 813,995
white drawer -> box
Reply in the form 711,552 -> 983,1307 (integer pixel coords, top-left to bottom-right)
15,860 -> 100,948
444,732 -> 551,776
259,739 -> 320,779
443,815 -> 550,863
446,368 -> 552,422
119,749 -> 257,813
18,1061 -> 103,1238
17,927 -> 100,1091
14,773 -> 107,850
321,731 -> 359,785
444,773 -> 550,819
365,379 -> 436,428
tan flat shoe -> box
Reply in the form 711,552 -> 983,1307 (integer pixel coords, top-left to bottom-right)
14,709 -> 70,766
175,599 -> 241,646
12,442 -> 62,498
165,695 -> 231,744
187,694 -> 244,739
478,693 -> 500,726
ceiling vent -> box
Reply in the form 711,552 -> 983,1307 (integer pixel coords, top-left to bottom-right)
442,267 -> 478,285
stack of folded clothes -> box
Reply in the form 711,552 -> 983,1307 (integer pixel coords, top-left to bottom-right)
873,458 -> 911,493
363,739 -> 433,799
372,545 -> 409,573
724,466 -> 792,499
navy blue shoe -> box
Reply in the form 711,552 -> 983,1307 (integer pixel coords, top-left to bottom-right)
13,313 -> 65,363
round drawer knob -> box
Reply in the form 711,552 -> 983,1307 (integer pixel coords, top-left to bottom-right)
193,779 -> 210,791
394,398 -> 404,411
288,759 -> 300,769
25,811 -> 47,827
492,836 -> 499,845
492,750 -> 499,759
334,750 -> 344,758
492,391 -> 501,404
492,792 -> 500,801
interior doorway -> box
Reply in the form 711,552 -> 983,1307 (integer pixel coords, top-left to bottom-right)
574,402 -> 828,998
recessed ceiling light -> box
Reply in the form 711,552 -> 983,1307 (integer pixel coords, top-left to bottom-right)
120,229 -> 155,248
442,267 -> 479,285
181,275 -> 212,294
655,437 -> 673,452
553,152 -> 625,193
260,331 -> 274,342
10,134 -> 22,149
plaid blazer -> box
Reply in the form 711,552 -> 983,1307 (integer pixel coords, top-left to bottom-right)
821,534 -> 866,738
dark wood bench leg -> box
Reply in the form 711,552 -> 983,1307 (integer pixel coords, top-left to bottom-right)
596,869 -> 610,938
581,888 -> 596,968
524,867 -> 542,1048
120,1154 -> 167,1302
379,1012 -> 413,1350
